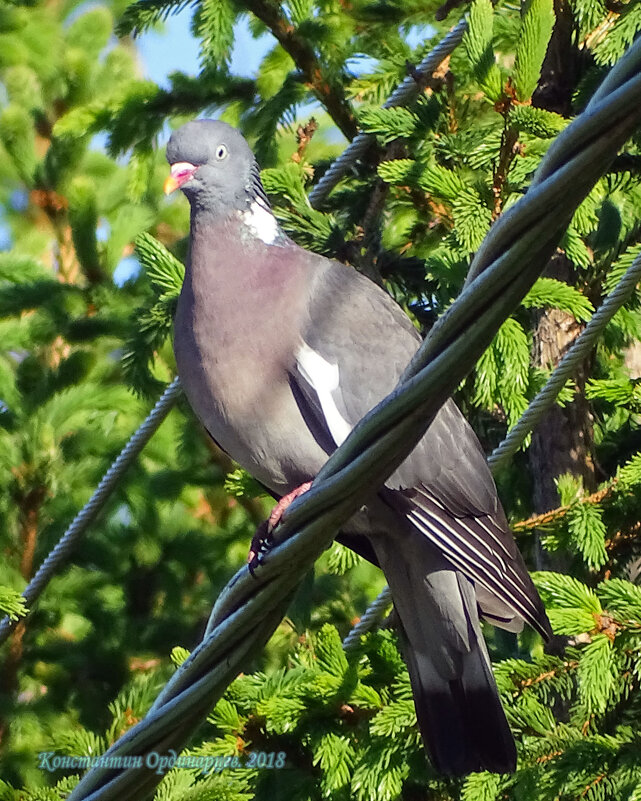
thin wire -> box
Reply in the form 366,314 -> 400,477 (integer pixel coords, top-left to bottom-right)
489,252 -> 641,470
308,18 -> 468,208
0,378 -> 183,644
342,586 -> 392,651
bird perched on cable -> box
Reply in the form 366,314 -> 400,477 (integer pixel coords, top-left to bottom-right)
164,119 -> 551,776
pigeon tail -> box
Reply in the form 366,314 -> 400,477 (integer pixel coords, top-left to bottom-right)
398,616 -> 516,775
368,523 -> 516,775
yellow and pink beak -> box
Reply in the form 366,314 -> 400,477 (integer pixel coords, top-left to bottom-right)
164,161 -> 197,194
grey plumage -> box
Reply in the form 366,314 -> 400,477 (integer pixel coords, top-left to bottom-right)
166,119 -> 552,776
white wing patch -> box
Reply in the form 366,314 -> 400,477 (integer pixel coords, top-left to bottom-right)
296,342 -> 353,446
240,201 -> 279,244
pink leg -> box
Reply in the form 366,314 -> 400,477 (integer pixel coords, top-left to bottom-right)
248,481 -> 312,570
267,482 -> 313,532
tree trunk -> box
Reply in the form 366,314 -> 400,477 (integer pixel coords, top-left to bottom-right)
528,255 -> 597,568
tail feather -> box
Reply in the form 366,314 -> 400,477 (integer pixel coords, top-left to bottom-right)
398,617 -> 516,775
397,485 -> 552,640
368,519 -> 517,776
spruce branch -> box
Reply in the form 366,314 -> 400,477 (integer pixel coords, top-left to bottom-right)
242,0 -> 357,141
117,0 -> 196,37
513,0 -> 555,102
0,379 -> 183,644
55,74 -> 257,155
512,480 -> 618,532
308,18 -> 469,205
491,122 -> 520,219
605,521 -> 641,555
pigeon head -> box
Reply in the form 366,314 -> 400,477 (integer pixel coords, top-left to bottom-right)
165,120 -> 265,215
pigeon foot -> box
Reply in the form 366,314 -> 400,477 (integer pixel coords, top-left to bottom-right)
248,481 -> 312,572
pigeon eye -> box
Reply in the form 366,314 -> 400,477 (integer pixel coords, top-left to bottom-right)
215,145 -> 228,160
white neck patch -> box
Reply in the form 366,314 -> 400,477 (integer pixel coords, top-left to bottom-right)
240,201 -> 279,244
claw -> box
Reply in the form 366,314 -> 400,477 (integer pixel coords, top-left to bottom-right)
248,521 -> 270,575
247,481 -> 313,572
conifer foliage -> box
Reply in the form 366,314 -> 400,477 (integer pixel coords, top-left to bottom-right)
1,0 -> 641,799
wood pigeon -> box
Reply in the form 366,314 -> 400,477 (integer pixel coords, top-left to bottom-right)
164,119 -> 552,776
